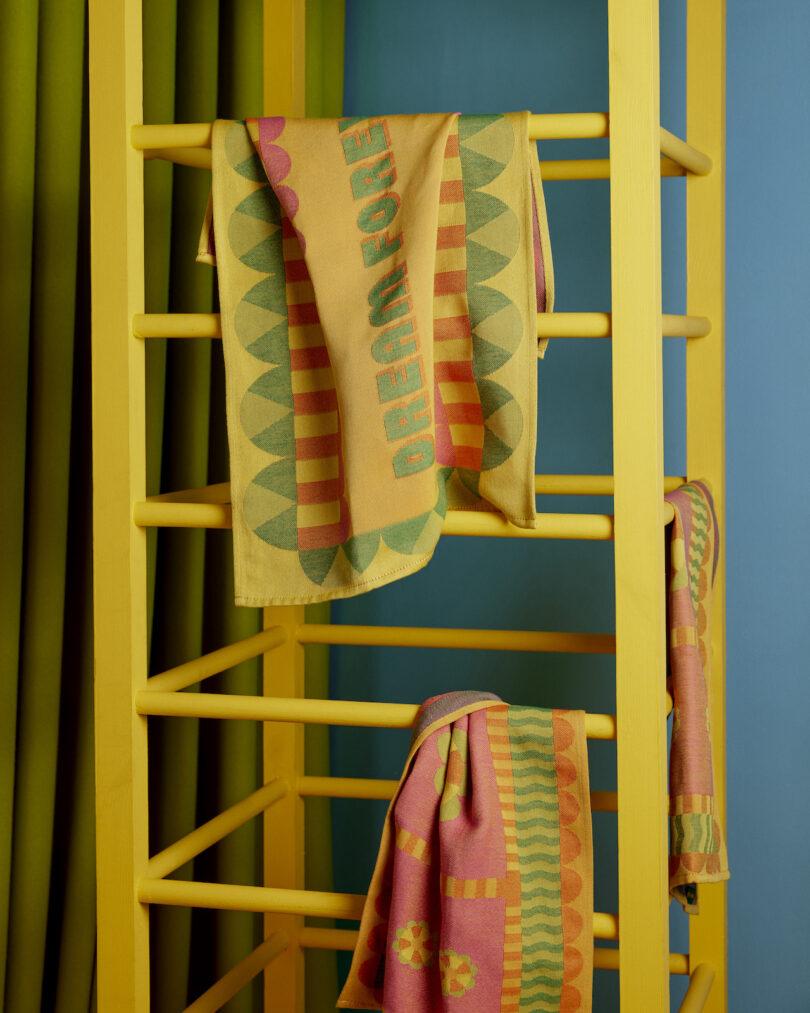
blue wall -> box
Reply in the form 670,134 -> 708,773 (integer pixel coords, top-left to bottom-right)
333,2 -> 810,1009
725,1 -> 810,1009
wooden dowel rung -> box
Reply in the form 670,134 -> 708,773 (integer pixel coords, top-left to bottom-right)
130,114 -> 611,152
541,157 -> 686,181
132,311 -> 710,340
137,878 -> 620,940
182,933 -> 288,1013
133,500 -> 673,533
297,775 -> 400,801
660,127 -> 713,176
147,626 -> 287,693
298,775 -> 619,812
296,927 -> 689,975
147,779 -> 289,880
535,474 -> 685,495
130,118 -> 711,177
296,623 -> 615,655
134,692 -> 623,739
677,963 -> 716,1012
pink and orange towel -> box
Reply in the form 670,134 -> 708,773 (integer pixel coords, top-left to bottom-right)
200,114 -> 553,605
337,691 -> 593,1013
665,481 -> 729,911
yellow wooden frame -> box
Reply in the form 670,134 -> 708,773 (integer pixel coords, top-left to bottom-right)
89,0 -> 726,1009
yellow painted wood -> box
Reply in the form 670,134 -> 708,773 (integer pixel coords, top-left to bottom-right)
140,149 -> 691,178
147,779 -> 289,881
88,0 -> 150,1009
143,145 -> 213,169
660,127 -> 713,175
183,933 -> 289,1013
132,496 -> 676,536
297,926 -> 691,976
130,116 -> 711,174
128,112 -> 612,149
132,310 -> 711,340
686,2 -> 728,1011
261,10 -> 308,1007
261,606 -> 306,1012
129,471 -> 686,500
534,474 -> 686,495
297,776 -> 620,812
138,878 -> 619,939
678,964 -> 717,1013
131,121 -> 214,148
541,156 -> 687,180
146,626 -> 287,693
296,623 -> 616,654
607,0 -> 671,1009
263,0 -> 306,117
134,691 -> 623,739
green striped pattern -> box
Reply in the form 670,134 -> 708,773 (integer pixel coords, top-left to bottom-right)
507,707 -> 564,1011
671,811 -> 718,857
684,485 -> 710,614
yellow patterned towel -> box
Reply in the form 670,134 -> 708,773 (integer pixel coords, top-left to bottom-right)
200,114 -> 552,604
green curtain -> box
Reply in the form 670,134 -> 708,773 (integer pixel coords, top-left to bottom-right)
0,1 -> 344,1009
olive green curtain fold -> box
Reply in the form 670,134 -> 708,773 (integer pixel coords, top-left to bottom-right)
1,0 -> 90,1009
0,1 -> 39,1003
1,1 -> 345,1008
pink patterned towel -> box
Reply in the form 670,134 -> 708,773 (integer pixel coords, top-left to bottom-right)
337,691 -> 593,1012
665,481 -> 729,912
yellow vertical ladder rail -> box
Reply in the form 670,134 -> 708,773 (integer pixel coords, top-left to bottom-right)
89,0 -> 150,1009
686,0 -> 728,1010
607,0 -> 671,1010
261,5 -> 308,1010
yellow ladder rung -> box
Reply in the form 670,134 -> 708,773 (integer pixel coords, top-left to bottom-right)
147,626 -> 287,693
132,500 -> 675,535
297,774 -> 619,812
296,926 -> 690,975
296,623 -> 616,654
182,933 -> 289,1013
678,963 -> 716,1013
132,311 -> 711,340
137,878 -> 620,939
130,115 -> 711,173
133,691 -> 627,739
148,779 -> 289,880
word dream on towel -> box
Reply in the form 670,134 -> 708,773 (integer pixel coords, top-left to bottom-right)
200,113 -> 553,605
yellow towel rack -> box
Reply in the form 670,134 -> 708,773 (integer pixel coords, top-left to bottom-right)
89,0 -> 726,1009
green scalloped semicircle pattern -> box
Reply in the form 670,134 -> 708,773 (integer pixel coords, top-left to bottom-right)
458,114 -> 524,471
225,123 -> 454,588
226,122 -> 297,552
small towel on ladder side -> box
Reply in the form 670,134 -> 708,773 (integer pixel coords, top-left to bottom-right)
337,691 -> 593,1013
665,480 -> 730,912
199,113 -> 553,605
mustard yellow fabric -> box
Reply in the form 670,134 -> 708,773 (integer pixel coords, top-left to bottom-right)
202,113 -> 552,604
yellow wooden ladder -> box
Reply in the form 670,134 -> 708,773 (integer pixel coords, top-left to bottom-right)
89,0 -> 726,1009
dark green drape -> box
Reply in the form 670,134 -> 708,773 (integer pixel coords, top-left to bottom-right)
1,1 -> 344,1009
1,0 -> 93,1010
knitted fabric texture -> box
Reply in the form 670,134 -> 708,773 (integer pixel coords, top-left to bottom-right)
665,480 -> 729,911
337,691 -> 593,1012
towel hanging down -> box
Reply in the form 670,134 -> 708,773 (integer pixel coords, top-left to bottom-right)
665,481 -> 730,911
337,691 -> 593,1013
200,113 -> 553,605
